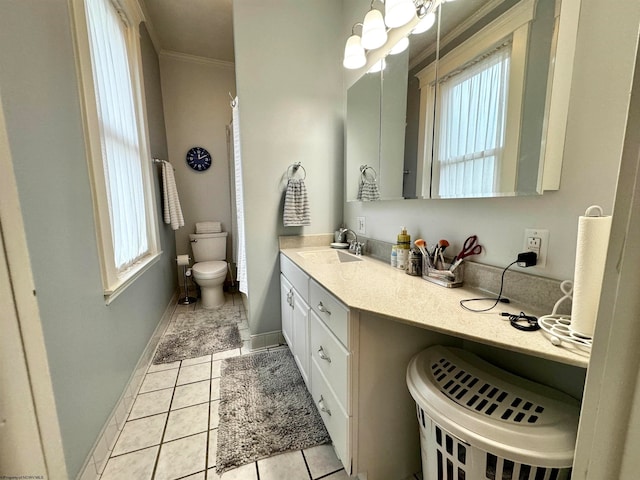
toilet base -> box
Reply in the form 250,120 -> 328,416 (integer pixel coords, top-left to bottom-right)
200,286 -> 225,309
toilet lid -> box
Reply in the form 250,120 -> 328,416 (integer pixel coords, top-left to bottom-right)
192,261 -> 227,279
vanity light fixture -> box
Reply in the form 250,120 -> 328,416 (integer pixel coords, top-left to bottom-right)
361,7 -> 388,50
368,58 -> 387,73
343,23 -> 367,69
389,36 -> 410,55
385,0 -> 417,28
342,0 -> 445,70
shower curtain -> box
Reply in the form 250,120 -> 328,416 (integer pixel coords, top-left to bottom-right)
231,97 -> 248,295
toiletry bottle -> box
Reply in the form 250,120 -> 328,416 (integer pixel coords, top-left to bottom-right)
396,227 -> 410,270
390,245 -> 398,267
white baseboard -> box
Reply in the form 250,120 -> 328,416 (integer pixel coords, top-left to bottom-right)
76,290 -> 178,480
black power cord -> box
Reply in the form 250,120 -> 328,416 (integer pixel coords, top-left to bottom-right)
459,255 -> 540,332
459,260 -> 518,313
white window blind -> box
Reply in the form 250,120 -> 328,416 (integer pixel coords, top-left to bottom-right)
435,45 -> 511,197
85,0 -> 149,271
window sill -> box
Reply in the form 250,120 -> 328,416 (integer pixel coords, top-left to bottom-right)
104,251 -> 163,305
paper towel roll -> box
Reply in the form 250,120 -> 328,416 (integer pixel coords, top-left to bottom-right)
571,206 -> 612,337
176,254 -> 191,266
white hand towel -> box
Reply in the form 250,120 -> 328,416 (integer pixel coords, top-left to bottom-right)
283,179 -> 311,226
162,161 -> 184,230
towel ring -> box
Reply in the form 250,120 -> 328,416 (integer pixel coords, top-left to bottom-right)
360,165 -> 377,182
287,162 -> 306,180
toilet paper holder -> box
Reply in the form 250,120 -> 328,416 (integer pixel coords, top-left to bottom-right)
177,255 -> 197,305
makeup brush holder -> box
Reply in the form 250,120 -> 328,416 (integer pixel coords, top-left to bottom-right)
422,258 -> 464,288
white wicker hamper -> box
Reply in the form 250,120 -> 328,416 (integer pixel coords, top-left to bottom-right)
407,346 -> 580,480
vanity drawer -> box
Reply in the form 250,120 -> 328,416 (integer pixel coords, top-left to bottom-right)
310,310 -> 350,413
280,253 -> 309,301
311,359 -> 350,470
309,280 -> 349,347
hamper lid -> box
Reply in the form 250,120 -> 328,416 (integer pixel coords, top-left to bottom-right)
407,345 -> 580,467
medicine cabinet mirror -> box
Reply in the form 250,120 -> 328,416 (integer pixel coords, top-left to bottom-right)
345,0 -> 577,202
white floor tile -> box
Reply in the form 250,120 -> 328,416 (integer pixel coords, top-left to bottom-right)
154,432 -> 207,480
129,388 -> 173,420
209,400 -> 220,429
111,413 -> 167,456
177,363 -> 211,386
211,377 -> 221,400
171,380 -> 210,410
209,462 -> 258,480
211,360 -> 222,379
139,369 -> 178,393
180,472 -> 205,480
257,450 -> 309,480
164,403 -> 209,442
208,428 -> 218,467
304,444 -> 343,479
321,470 -> 351,480
147,361 -> 180,373
100,446 -> 158,480
181,354 -> 212,367
212,348 -> 241,361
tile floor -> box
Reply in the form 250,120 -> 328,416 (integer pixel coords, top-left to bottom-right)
98,292 -> 423,480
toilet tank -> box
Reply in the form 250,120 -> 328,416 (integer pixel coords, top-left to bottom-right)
189,232 -> 228,262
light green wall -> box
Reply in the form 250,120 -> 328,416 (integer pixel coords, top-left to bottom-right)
233,0 -> 344,335
0,3 -> 177,477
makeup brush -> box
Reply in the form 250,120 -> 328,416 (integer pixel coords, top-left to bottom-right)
438,239 -> 450,266
414,239 -> 431,267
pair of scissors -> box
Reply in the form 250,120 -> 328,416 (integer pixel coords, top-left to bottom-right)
455,235 -> 483,261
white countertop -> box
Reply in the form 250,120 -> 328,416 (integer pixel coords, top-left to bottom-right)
281,246 -> 589,368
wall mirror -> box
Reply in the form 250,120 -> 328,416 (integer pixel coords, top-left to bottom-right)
346,0 -> 576,202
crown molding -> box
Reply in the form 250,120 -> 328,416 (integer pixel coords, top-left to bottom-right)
159,49 -> 235,69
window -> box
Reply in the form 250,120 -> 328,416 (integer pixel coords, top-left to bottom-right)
416,0 -> 536,198
436,45 -> 511,196
72,0 -> 160,301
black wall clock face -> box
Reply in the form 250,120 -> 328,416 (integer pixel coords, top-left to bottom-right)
186,147 -> 212,171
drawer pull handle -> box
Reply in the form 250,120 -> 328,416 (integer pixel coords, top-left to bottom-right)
287,289 -> 293,306
317,302 -> 331,315
318,346 -> 332,363
318,395 -> 332,416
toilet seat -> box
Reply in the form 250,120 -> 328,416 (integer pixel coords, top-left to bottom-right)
192,261 -> 227,280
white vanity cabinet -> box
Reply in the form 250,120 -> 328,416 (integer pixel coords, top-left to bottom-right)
280,254 -> 310,387
308,279 -> 355,473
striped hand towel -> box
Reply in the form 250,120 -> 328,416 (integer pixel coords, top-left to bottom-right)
283,179 -> 311,226
357,178 -> 381,201
162,161 -> 184,230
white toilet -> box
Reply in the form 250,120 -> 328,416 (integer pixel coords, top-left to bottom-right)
189,231 -> 228,309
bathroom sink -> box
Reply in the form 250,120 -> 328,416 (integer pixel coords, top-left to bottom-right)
297,250 -> 363,264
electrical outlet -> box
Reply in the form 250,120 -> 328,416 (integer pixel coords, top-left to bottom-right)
523,229 -> 549,267
356,216 -> 366,235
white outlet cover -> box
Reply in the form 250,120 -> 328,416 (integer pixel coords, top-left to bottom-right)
356,216 -> 366,235
523,229 -> 549,267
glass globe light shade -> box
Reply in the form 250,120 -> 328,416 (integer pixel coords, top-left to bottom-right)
368,58 -> 387,73
384,0 -> 417,28
343,34 -> 367,69
361,9 -> 388,50
412,12 -> 436,34
389,36 -> 410,55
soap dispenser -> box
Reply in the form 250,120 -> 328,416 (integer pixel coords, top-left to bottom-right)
396,227 -> 411,270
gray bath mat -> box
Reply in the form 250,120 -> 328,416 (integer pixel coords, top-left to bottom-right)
152,306 -> 242,364
216,348 -> 331,473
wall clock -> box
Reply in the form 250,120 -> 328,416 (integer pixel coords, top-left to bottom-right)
186,146 -> 212,171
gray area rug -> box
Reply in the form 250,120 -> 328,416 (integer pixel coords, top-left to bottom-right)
216,348 -> 331,473
152,306 -> 242,364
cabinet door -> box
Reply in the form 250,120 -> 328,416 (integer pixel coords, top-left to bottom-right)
292,289 -> 310,386
280,274 -> 293,347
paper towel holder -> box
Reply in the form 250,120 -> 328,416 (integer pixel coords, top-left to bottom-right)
177,256 -> 197,305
